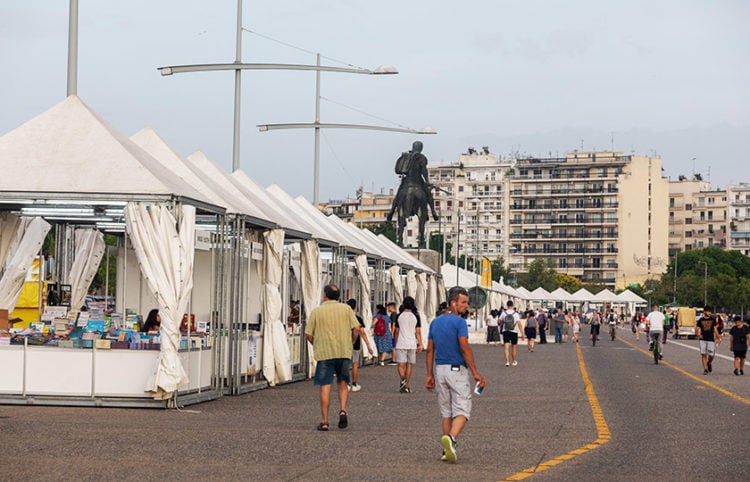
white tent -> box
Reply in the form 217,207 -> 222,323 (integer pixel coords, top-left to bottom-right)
515,286 -> 533,300
570,288 -> 595,303
550,287 -> 574,302
528,287 -> 551,300
592,289 -> 620,304
616,289 -> 648,304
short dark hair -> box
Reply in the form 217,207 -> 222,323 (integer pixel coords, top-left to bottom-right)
324,284 -> 340,301
448,286 -> 468,303
346,298 -> 357,309
403,296 -> 416,311
507,300 -> 514,308
703,305 -> 713,313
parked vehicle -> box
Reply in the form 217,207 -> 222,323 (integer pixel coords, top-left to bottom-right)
674,307 -> 697,339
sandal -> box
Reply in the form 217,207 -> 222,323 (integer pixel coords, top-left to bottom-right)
338,411 -> 348,429
316,422 -> 329,431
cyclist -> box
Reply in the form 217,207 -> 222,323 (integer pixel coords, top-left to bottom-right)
646,304 -> 665,364
605,308 -> 617,340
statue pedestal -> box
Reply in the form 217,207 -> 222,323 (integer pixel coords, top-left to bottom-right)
404,249 -> 440,273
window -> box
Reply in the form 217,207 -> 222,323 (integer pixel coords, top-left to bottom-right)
458,186 -> 464,192
685,218 -> 692,224
708,211 -> 713,220
686,203 -> 692,210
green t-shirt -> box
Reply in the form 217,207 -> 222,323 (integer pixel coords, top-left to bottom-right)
305,300 -> 359,360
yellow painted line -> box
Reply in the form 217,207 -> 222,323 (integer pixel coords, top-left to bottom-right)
503,342 -> 610,481
618,337 -> 750,406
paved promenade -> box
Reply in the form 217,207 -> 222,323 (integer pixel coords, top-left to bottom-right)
2,331 -> 750,481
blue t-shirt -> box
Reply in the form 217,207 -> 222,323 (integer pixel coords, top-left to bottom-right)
428,313 -> 468,366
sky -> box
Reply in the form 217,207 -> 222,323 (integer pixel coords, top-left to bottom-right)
2,1 -> 749,203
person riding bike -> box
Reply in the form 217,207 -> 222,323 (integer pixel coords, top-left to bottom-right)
590,309 -> 601,346
606,310 -> 617,340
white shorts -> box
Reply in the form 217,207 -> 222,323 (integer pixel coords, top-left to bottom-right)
699,340 -> 716,357
396,348 -> 416,364
435,364 -> 472,420
351,348 -> 361,364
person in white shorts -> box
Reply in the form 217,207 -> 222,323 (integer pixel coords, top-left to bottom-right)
696,305 -> 722,375
394,296 -> 422,393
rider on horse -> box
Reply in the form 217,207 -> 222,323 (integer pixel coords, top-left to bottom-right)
387,141 -> 438,224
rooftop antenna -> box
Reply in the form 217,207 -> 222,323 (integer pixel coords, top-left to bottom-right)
610,132 -> 614,151
692,157 -> 696,176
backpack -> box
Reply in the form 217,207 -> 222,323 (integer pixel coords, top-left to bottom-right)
503,311 -> 516,331
374,315 -> 386,336
608,313 -> 616,324
395,151 -> 412,175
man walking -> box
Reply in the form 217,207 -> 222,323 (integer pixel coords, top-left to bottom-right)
646,304 -> 664,364
553,308 -> 565,344
305,285 -> 360,431
394,296 -> 422,393
387,302 -> 400,365
426,287 -> 487,464
346,298 -> 373,392
696,306 -> 722,375
500,300 -> 522,367
728,315 -> 749,376
537,309 -> 548,344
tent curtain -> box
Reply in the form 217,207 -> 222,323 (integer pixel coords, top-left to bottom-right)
124,203 -> 195,400
299,239 -> 321,377
0,216 -> 50,312
261,229 -> 291,385
0,213 -> 28,271
354,254 -> 376,359
424,274 -> 438,348
389,265 -> 403,307
415,272 -> 427,321
406,270 -> 417,298
66,229 -> 106,311
437,277 -> 447,306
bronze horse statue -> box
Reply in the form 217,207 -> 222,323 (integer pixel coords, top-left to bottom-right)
387,141 -> 438,248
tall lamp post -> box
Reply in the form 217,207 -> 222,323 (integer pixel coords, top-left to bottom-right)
698,260 -> 708,307
257,52 -> 436,206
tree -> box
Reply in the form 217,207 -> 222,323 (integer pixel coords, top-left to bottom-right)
517,259 -> 557,291
555,273 -> 582,293
491,257 -> 511,283
366,222 -> 396,243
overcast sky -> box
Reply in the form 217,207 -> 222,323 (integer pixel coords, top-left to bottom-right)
2,1 -> 749,202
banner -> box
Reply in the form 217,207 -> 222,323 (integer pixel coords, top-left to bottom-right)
480,257 -> 492,287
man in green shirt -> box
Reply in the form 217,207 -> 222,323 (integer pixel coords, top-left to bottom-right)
305,284 -> 360,431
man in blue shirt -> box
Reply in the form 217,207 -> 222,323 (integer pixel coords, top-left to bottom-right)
425,286 -> 487,464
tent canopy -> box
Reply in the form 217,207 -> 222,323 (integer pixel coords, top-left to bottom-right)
616,289 -> 648,304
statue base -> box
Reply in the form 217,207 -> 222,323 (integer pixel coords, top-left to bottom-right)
405,249 -> 440,273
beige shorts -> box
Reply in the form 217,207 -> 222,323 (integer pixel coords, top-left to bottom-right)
435,364 -> 472,420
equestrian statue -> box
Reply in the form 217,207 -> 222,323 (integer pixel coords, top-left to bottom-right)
386,141 -> 438,248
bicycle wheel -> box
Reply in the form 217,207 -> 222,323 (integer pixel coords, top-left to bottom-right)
592,333 -> 597,346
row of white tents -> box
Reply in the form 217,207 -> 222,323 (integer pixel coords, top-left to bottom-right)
441,263 -> 648,313
0,95 -> 442,407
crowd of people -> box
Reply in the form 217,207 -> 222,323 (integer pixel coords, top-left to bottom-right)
303,285 -> 748,464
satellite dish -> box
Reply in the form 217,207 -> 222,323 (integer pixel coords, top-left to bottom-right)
467,286 -> 487,309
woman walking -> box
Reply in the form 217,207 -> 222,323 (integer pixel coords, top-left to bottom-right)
524,310 -> 537,352
571,311 -> 581,343
486,309 -> 501,346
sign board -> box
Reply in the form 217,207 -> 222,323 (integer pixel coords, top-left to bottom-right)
250,242 -> 264,261
195,230 -> 212,251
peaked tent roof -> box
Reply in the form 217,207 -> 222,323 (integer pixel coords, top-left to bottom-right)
616,289 -> 648,304
0,96 -> 218,210
592,288 -> 619,303
265,184 -> 343,247
550,287 -> 574,301
229,170 -> 310,239
514,286 -> 532,300
529,287 -> 551,300
570,288 -> 595,302
373,233 -> 433,272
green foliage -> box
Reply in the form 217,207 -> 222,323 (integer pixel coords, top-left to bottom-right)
367,222 -> 397,243
89,234 -> 118,295
555,273 -> 582,293
517,259 -> 557,291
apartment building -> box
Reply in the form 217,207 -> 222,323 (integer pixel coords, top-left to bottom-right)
507,151 -> 669,289
427,148 -> 515,263
668,178 -> 727,254
727,183 -> 750,256
350,189 -> 396,228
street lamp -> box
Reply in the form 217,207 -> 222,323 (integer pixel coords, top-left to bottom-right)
698,260 -> 708,307
257,52 -> 436,206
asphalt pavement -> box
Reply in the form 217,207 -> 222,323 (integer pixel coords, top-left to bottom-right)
2,329 -> 749,481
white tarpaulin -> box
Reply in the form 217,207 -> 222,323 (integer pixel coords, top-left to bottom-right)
389,265 -> 403,306
0,213 -> 28,270
262,229 -> 292,385
437,277 -> 447,306
66,229 -> 106,311
354,254 -> 376,359
415,272 -> 427,320
124,203 -> 195,400
423,274 -> 439,348
300,239 -> 321,377
406,270 -> 417,298
0,217 -> 50,312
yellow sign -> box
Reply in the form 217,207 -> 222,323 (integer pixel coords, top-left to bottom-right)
480,257 -> 492,287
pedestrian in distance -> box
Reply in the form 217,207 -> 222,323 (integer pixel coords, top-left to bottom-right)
346,298 -> 373,392
646,304 -> 665,364
425,286 -> 487,464
571,311 -> 581,343
589,309 -> 601,343
524,309 -> 537,352
386,302 -> 400,365
536,309 -> 548,344
562,309 -> 570,343
305,284 -> 360,431
696,305 -> 722,375
394,296 -> 423,393
728,314 -> 748,376
486,309 -> 501,346
372,304 -> 394,366
553,308 -> 565,344
501,300 -> 522,366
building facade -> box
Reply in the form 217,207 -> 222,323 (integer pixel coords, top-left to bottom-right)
727,183 -> 750,256
668,179 -> 728,255
428,150 -> 669,289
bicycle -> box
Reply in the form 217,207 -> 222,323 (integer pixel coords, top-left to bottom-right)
651,332 -> 662,364
609,323 -> 617,341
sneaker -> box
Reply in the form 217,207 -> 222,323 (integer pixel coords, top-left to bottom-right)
441,450 -> 448,462
708,362 -> 712,373
742,370 -> 745,375
388,361 -> 398,366
703,369 -> 709,375
441,435 -> 457,464
379,361 -> 385,366
505,362 -> 510,367
347,384 -> 352,391
512,361 -> 518,367
351,382 -> 362,392
400,378 -> 407,390
734,369 -> 740,376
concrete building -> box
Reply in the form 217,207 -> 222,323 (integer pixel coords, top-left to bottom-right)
427,148 -> 515,266
668,178 -> 727,255
727,183 -> 750,256
350,189 -> 396,228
